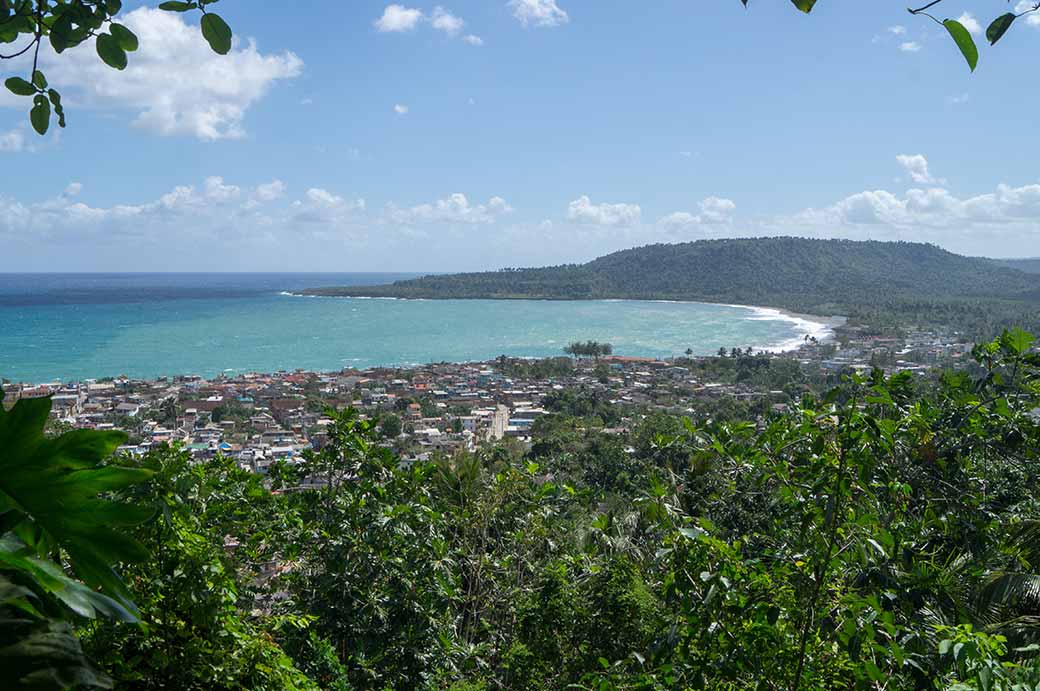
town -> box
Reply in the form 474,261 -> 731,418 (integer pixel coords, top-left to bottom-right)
2,326 -> 977,476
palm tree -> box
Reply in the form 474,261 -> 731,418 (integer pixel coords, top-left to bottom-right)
976,521 -> 1040,644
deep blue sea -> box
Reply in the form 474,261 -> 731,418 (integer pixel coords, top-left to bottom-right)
0,273 -> 832,383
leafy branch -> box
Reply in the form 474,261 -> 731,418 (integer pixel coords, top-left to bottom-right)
1,0 -> 232,134
741,0 -> 1037,73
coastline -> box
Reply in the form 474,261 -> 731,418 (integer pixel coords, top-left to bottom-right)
745,306 -> 847,353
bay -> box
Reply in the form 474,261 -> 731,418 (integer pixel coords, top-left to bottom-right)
0,273 -> 832,383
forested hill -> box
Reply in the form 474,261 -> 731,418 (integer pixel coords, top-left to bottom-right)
303,238 -> 1040,335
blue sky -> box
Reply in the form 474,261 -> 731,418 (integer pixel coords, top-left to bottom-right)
1,0 -> 1038,271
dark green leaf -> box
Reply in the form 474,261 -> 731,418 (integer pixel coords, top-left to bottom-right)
49,14 -> 73,53
791,0 -> 816,13
0,618 -> 113,690
200,12 -> 232,55
95,32 -> 128,70
31,70 -> 46,89
109,23 -> 138,52
30,96 -> 50,135
0,396 -> 151,610
45,429 -> 127,470
4,77 -> 36,96
986,13 -> 1015,45
943,19 -> 978,72
158,1 -> 197,11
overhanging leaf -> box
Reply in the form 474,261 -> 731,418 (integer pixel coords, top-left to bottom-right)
0,396 -> 151,610
4,77 -> 35,97
0,617 -> 113,690
158,1 -> 197,10
95,33 -> 128,70
943,19 -> 978,72
30,96 -> 50,136
986,13 -> 1015,45
109,23 -> 138,52
200,12 -> 232,54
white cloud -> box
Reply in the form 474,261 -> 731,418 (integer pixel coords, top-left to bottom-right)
899,41 -> 922,52
26,8 -> 302,141
387,193 -> 512,225
305,188 -> 344,207
394,104 -> 409,115
0,177 -> 308,245
658,211 -> 699,229
896,154 -> 940,184
699,196 -> 737,222
204,176 -> 241,202
567,196 -> 641,227
430,6 -> 465,36
255,180 -> 287,202
289,188 -> 366,226
0,129 -> 25,153
791,182 -> 1040,231
375,4 -> 424,32
887,25 -> 907,35
375,5 -> 481,43
956,12 -> 982,35
508,0 -> 569,28
658,197 -> 736,228
948,92 -> 970,105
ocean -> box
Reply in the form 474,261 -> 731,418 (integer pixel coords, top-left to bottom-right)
0,273 -> 833,383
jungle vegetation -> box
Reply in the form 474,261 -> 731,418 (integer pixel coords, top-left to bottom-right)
4,328 -> 1040,689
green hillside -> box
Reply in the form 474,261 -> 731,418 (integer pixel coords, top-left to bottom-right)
303,238 -> 1040,336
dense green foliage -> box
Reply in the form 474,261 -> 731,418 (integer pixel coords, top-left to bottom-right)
5,329 -> 1040,689
495,355 -> 575,380
302,238 -> 1040,338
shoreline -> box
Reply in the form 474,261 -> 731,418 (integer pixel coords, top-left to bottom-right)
743,306 -> 846,353
285,291 -> 845,354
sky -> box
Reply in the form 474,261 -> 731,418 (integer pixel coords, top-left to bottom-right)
1,0 -> 1038,272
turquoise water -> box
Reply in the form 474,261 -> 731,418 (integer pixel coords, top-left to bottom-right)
0,274 -> 830,383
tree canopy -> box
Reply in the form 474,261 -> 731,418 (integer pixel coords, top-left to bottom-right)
564,341 -> 614,359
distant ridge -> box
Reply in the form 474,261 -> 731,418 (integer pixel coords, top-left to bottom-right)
302,238 -> 1040,335
993,258 -> 1040,275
